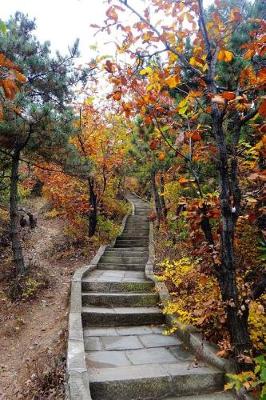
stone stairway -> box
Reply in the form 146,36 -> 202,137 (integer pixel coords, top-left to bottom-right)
80,194 -> 235,400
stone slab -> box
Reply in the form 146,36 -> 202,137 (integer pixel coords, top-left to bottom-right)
138,333 -> 181,348
101,335 -> 143,350
86,350 -> 131,368
126,347 -> 177,365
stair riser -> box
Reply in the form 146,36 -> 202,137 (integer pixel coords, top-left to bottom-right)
103,253 -> 148,257
114,244 -> 148,248
82,311 -> 164,327
100,257 -> 148,264
103,250 -> 148,256
120,235 -> 149,239
82,281 -> 154,293
116,240 -> 148,244
105,249 -> 148,254
82,293 -> 158,307
90,372 -> 224,400
97,264 -> 145,271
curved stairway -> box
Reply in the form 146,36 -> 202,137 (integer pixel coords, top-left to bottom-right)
81,194 -> 235,400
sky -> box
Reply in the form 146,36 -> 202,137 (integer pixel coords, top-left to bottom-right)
1,0 -> 213,63
1,0 -> 110,62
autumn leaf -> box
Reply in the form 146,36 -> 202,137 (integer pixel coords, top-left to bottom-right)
258,99 -> 266,117
165,75 -> 180,88
112,90 -> 122,101
230,8 -> 241,22
149,139 -> 159,150
217,49 -> 234,62
105,60 -> 115,73
221,91 -> 236,101
191,131 -> 201,141
122,101 -> 131,117
158,151 -> 166,161
106,7 -> 118,22
139,66 -> 153,75
212,95 -> 226,105
179,177 -> 189,184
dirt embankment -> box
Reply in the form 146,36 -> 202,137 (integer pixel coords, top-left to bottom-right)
0,199 -> 96,399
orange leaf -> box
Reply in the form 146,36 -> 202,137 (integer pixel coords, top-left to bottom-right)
112,90 -> 122,101
149,139 -> 159,150
258,99 -> 266,117
221,91 -> 236,101
217,49 -> 234,62
191,131 -> 201,141
178,177 -> 189,184
158,152 -> 165,161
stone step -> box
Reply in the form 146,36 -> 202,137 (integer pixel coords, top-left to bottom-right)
106,248 -> 148,253
82,280 -> 154,293
103,251 -> 148,258
97,263 -> 145,271
83,325 -> 165,337
82,306 -> 164,326
100,255 -> 148,264
120,234 -> 149,239
84,328 -> 183,352
115,239 -> 148,245
126,221 -> 148,223
115,243 -> 148,249
122,232 -> 149,236
88,363 -> 224,400
113,246 -> 147,251
82,292 -> 159,307
164,393 -> 235,400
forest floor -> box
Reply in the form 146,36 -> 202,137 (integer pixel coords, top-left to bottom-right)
0,197 -> 97,400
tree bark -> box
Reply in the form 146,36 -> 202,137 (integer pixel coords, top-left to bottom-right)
197,0 -> 251,359
159,175 -> 167,218
212,111 -> 251,359
10,149 -> 26,276
88,177 -> 97,237
151,170 -> 162,225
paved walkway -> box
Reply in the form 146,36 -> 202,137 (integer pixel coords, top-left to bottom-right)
81,194 -> 234,400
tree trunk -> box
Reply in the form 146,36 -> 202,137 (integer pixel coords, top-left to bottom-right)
88,177 -> 97,237
10,149 -> 26,276
212,110 -> 251,359
159,175 -> 167,218
151,170 -> 162,225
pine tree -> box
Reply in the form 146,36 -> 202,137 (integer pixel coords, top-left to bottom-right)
0,13 -> 88,277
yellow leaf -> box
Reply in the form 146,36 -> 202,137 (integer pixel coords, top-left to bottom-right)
139,66 -> 153,75
165,75 -> 180,88
217,49 -> 234,62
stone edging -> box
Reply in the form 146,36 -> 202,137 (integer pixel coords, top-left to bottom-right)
67,246 -> 105,400
67,207 -> 131,400
144,220 -> 254,400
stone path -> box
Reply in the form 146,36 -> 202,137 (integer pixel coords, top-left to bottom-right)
81,194 -> 235,400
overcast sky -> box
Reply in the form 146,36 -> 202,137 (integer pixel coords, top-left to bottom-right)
1,0 -> 213,63
1,0 -> 110,62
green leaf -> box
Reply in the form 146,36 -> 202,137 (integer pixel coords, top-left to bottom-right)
0,20 -> 6,34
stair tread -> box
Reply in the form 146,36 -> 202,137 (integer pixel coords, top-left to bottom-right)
83,270 -> 146,283
84,325 -> 165,337
88,362 -> 222,382
165,394 -> 235,400
82,306 -> 161,314
82,292 -> 157,297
